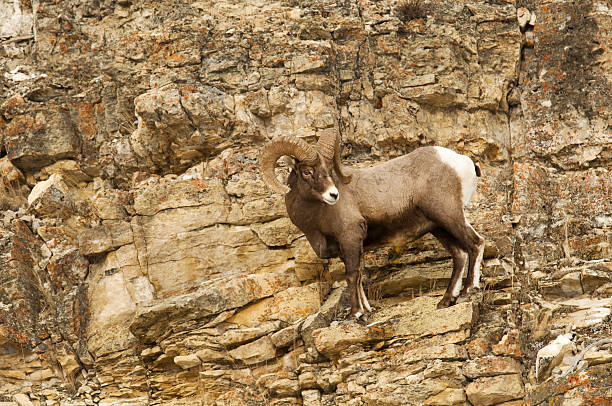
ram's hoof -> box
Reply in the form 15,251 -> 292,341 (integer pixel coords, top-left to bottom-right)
436,297 -> 455,309
455,296 -> 470,304
349,311 -> 369,324
456,286 -> 481,304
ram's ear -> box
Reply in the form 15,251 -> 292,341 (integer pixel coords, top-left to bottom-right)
279,156 -> 297,170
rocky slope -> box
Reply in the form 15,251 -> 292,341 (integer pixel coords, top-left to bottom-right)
0,0 -> 610,405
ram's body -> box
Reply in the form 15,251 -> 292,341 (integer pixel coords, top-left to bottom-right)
260,135 -> 484,319
288,147 -> 477,250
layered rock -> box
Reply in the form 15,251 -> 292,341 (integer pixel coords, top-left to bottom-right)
0,0 -> 610,405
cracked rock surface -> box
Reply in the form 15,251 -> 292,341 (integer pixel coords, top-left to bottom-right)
0,0 -> 610,405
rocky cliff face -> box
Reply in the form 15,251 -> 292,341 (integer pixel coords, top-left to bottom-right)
0,0 -> 610,405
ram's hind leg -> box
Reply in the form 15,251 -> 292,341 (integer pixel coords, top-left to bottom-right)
432,228 -> 469,309
457,219 -> 484,300
357,270 -> 372,313
422,196 -> 484,306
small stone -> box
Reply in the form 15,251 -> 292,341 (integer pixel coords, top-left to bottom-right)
27,174 -> 74,218
78,385 -> 93,394
141,346 -> 162,360
269,378 -> 300,396
492,330 -> 523,359
174,354 -> 202,369
580,269 -> 611,293
524,30 -> 535,48
425,388 -> 467,406
301,312 -> 329,349
302,389 -> 321,406
271,324 -> 301,348
468,337 -> 490,358
316,371 -> 343,392
517,8 -> 531,29
346,381 -> 365,395
423,360 -> 463,379
535,333 -> 574,381
298,371 -> 318,389
57,350 -> 81,379
217,321 -> 281,347
13,394 -> 34,406
491,291 -> 513,305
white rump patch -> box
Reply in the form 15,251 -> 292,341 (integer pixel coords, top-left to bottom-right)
434,146 -> 479,206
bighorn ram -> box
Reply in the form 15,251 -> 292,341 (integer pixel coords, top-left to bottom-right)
259,132 -> 484,319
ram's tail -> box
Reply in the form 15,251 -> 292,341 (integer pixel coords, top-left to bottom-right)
474,163 -> 481,177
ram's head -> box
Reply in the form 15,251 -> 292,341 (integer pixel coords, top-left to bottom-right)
259,132 -> 352,205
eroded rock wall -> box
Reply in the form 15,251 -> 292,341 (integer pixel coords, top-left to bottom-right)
0,0 -> 610,405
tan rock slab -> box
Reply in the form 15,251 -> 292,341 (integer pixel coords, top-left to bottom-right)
463,356 -> 522,378
312,323 -> 388,358
12,394 -> 33,406
269,378 -> 300,396
468,337 -> 490,358
56,350 -> 81,378
371,296 -> 476,338
536,333 -> 574,381
425,388 -> 467,406
0,369 -> 26,380
134,177 -> 230,216
465,374 -> 525,406
216,321 -> 280,347
229,336 -> 276,365
26,368 -> 55,381
228,283 -> 329,327
560,306 -> 611,329
174,354 -> 201,369
250,217 -> 302,247
138,213 -> 292,295
271,324 -> 301,348
583,349 -> 612,366
130,271 -> 299,343
403,344 -> 468,364
196,348 -> 233,363
298,371 -> 318,390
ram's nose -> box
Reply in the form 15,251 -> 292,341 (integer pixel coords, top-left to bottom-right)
322,186 -> 339,205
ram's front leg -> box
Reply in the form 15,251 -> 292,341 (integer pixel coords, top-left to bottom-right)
341,240 -> 368,320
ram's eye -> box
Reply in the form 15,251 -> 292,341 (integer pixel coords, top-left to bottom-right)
302,168 -> 314,177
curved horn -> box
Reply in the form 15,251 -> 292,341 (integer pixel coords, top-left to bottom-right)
259,136 -> 317,194
316,132 -> 352,184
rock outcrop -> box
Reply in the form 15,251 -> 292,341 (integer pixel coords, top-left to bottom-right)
0,0 -> 610,405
